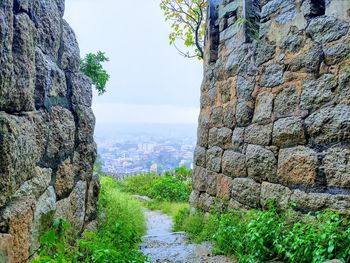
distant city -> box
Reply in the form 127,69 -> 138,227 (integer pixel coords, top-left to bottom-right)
95,124 -> 197,175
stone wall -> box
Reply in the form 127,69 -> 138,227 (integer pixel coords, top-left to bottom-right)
192,0 -> 350,214
0,0 -> 99,262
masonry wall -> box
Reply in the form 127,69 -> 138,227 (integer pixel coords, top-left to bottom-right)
191,0 -> 350,214
0,1 -> 99,262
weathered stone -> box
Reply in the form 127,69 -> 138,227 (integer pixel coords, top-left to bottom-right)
253,92 -> 273,124
288,44 -> 323,73
192,166 -> 207,192
30,186 -> 56,253
54,181 -> 87,230
323,146 -> 350,188
55,159 -> 75,199
260,182 -> 292,209
306,16 -> 349,44
273,117 -> 306,147
245,123 -> 272,146
14,167 -> 52,199
35,49 -> 67,109
324,42 -> 350,65
222,150 -> 247,178
274,87 -> 299,116
216,175 -> 233,200
246,144 -> 277,182
300,74 -> 337,110
206,146 -> 223,173
0,234 -> 14,263
207,171 -> 218,197
194,146 -> 207,168
69,72 -> 93,107
223,102 -> 236,128
0,197 -> 35,263
210,106 -> 223,127
198,193 -> 215,211
236,76 -> 255,100
235,100 -> 253,126
197,115 -> 210,148
232,127 -> 245,150
232,178 -> 261,208
260,64 -> 284,87
305,105 -> 350,144
339,66 -> 350,100
217,127 -> 232,148
255,39 -> 276,66
85,173 -> 100,222
278,146 -> 318,186
189,190 -> 200,207
75,106 -> 96,144
261,0 -> 294,21
280,29 -> 305,52
0,113 -> 38,208
291,190 -> 350,213
60,20 -> 80,71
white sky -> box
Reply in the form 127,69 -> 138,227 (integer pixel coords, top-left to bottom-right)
64,0 -> 202,125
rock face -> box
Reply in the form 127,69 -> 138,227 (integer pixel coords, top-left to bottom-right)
0,0 -> 99,262
192,0 -> 350,214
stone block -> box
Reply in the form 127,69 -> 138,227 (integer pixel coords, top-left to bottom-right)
272,117 -> 306,147
274,87 -> 299,116
223,102 -> 236,128
210,106 -> 223,127
232,127 -> 245,150
222,150 -> 247,178
236,75 -> 255,100
300,74 -> 337,110
253,91 -> 274,124
323,146 -> 350,188
288,44 -> 323,74
85,173 -> 100,222
244,123 -> 272,146
324,42 -> 350,65
260,182 -> 292,210
69,72 -> 93,107
305,105 -> 350,145
207,170 -> 218,197
232,178 -> 261,208
278,146 -> 318,186
306,16 -> 349,44
235,100 -> 253,126
194,146 -> 207,168
216,175 -> 233,200
0,234 -> 14,263
246,144 -> 277,182
55,159 -> 75,199
54,181 -> 87,230
206,146 -> 223,173
197,115 -> 210,148
192,166 -> 207,192
260,64 -> 284,87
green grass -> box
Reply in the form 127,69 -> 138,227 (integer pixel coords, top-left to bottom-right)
32,176 -> 146,263
143,199 -> 189,218
174,206 -> 350,263
118,170 -> 191,202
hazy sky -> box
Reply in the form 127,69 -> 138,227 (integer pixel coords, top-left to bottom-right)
64,0 -> 202,125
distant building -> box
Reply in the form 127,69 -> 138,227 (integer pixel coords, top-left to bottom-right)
150,163 -> 158,174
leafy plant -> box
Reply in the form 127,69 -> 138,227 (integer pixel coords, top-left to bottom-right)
160,0 -> 207,59
174,205 -> 350,263
31,176 -> 146,263
80,51 -> 110,95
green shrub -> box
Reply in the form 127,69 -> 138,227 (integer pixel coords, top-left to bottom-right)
119,172 -> 191,202
175,206 -> 350,263
149,175 -> 191,202
32,176 -> 146,263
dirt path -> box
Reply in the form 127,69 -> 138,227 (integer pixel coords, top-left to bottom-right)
140,209 -> 234,263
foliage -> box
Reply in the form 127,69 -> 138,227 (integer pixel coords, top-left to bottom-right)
31,176 -> 146,263
80,51 -> 110,95
160,0 -> 207,59
175,206 -> 350,263
149,175 -> 191,202
143,200 -> 189,218
118,167 -> 192,202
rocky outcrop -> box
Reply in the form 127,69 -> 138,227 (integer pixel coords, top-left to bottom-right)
192,0 -> 350,214
0,0 -> 99,262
